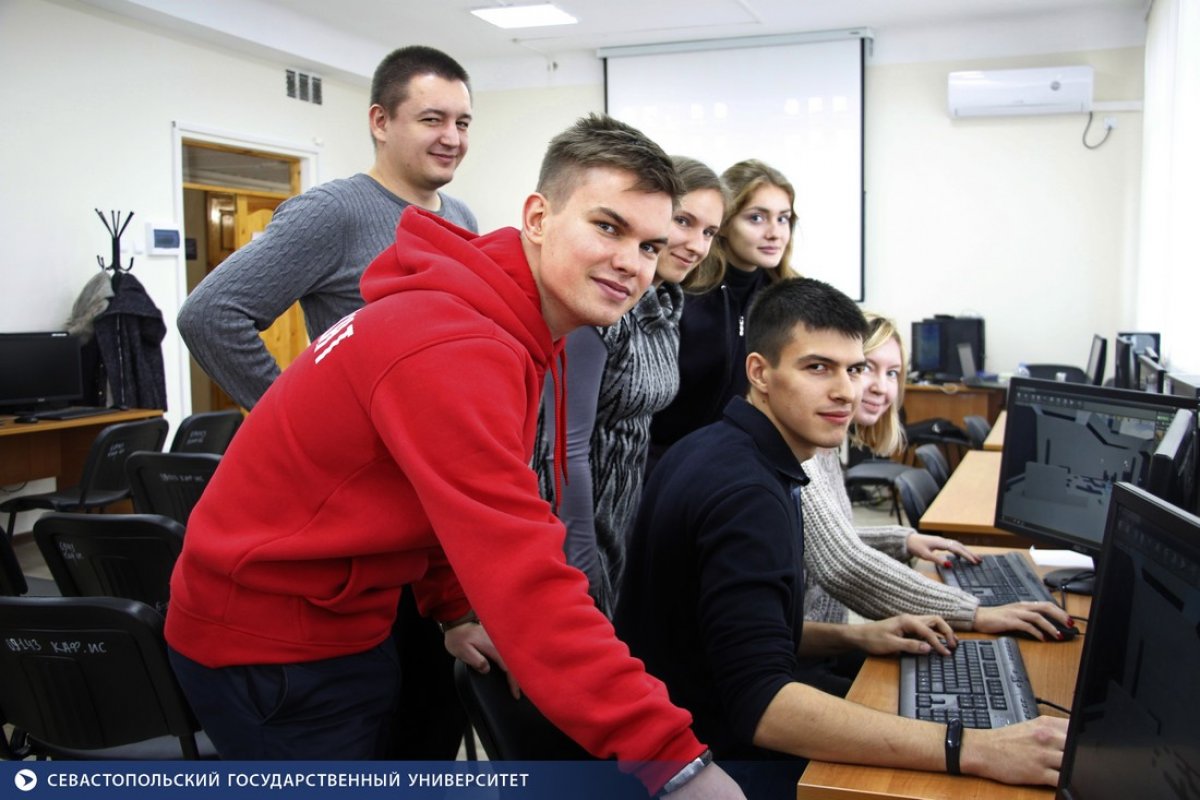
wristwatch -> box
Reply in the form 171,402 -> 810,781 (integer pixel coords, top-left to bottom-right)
945,717 -> 964,775
437,610 -> 479,633
659,749 -> 713,795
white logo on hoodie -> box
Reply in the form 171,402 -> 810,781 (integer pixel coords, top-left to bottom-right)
314,312 -> 356,364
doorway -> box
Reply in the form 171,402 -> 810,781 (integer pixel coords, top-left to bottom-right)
181,141 -> 304,412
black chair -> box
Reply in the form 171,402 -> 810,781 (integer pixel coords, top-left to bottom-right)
962,415 -> 992,450
1,417 -> 169,538
913,443 -> 951,488
33,513 -> 185,614
844,459 -> 910,525
127,451 -> 221,525
170,411 -> 242,454
453,659 -> 588,761
893,468 -> 942,529
0,595 -> 215,760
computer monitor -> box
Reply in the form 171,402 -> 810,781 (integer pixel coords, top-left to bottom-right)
1136,351 -> 1167,394
1112,335 -> 1136,390
1164,372 -> 1200,401
1147,409 -> 1199,516
0,332 -> 84,413
910,317 -> 984,381
1084,334 -> 1106,386
957,341 -> 977,381
995,377 -> 1200,593
1116,330 -> 1161,358
1056,482 -> 1200,800
910,320 -> 943,376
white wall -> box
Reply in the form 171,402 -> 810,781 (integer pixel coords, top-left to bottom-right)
0,0 -> 1153,423
0,0 -> 373,427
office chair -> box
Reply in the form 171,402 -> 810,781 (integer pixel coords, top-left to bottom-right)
0,530 -> 59,597
962,415 -> 992,450
127,451 -> 221,525
169,410 -> 242,454
1,417 -> 169,538
453,659 -> 589,761
0,595 -> 215,760
893,468 -> 942,529
913,444 -> 951,489
844,459 -> 910,526
33,512 -> 185,614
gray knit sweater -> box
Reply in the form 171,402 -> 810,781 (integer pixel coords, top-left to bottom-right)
178,173 -> 476,408
802,449 -> 979,629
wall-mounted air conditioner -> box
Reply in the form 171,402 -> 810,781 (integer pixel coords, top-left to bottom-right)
947,66 -> 1093,118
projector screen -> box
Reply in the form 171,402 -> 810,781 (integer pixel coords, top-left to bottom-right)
604,36 -> 865,300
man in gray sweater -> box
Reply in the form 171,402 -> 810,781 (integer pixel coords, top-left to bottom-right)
178,45 -> 477,409
176,44 -> 477,762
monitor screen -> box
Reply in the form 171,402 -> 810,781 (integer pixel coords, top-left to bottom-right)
1117,330 -> 1161,358
995,377 -> 1199,557
1057,482 -> 1200,800
1147,409 -> 1199,516
957,341 -> 977,380
911,321 -> 942,375
1113,335 -> 1136,390
1085,334 -> 1106,386
0,332 -> 83,412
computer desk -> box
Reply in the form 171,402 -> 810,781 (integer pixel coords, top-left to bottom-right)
983,411 -> 1006,451
917,450 -> 1030,547
797,547 -> 1090,800
0,409 -> 163,488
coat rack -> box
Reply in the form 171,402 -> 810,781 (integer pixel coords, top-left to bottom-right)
96,209 -> 134,285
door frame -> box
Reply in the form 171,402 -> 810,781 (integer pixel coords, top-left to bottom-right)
170,121 -> 321,418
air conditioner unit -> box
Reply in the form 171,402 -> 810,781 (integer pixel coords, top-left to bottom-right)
947,66 -> 1093,118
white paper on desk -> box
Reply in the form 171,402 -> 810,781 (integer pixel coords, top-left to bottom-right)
1028,547 -> 1094,570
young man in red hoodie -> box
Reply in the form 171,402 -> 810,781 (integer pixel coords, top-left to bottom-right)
165,114 -> 743,799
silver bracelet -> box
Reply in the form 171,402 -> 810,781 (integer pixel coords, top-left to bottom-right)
659,749 -> 713,795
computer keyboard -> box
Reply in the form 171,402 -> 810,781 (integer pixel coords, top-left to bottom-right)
899,637 -> 1038,729
937,552 -> 1056,606
29,405 -> 115,421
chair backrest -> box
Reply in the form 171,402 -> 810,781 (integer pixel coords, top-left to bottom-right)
962,415 -> 992,449
913,444 -> 951,488
453,659 -> 589,761
893,468 -> 941,528
0,532 -> 29,596
170,411 -> 243,455
0,595 -> 203,758
127,452 -> 221,525
33,513 -> 185,614
76,418 -> 169,505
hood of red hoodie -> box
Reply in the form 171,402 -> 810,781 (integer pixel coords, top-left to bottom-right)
361,206 -> 556,370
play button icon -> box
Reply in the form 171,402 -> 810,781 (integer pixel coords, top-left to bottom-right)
14,769 -> 37,791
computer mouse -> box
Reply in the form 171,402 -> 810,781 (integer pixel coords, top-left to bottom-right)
14,415 -> 39,424
1014,613 -> 1078,642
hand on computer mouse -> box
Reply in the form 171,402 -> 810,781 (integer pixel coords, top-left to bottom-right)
973,602 -> 1076,640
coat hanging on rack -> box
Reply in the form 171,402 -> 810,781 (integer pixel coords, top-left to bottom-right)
91,209 -> 168,410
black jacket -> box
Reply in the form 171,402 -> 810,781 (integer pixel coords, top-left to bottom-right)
93,273 -> 167,410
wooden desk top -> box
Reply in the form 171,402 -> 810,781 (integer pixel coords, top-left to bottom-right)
798,548 -> 1089,800
919,450 -> 1007,538
0,408 -> 162,437
983,411 -> 1006,451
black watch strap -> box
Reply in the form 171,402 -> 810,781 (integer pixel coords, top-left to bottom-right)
945,718 -> 963,775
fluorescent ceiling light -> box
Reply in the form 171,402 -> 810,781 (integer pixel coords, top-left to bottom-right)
471,4 -> 578,29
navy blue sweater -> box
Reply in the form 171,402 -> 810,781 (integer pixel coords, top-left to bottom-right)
616,397 -> 808,762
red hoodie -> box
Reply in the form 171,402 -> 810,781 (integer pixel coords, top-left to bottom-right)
166,208 -> 704,789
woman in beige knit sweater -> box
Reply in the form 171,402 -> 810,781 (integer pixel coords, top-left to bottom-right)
801,314 -> 1074,640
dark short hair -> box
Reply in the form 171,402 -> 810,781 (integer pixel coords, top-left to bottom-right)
537,114 -> 682,205
371,45 -> 470,115
746,277 -> 867,365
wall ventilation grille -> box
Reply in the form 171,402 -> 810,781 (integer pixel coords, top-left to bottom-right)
285,69 -> 323,105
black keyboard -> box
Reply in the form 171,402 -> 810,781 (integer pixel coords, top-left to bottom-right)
28,406 -> 115,421
899,637 -> 1038,729
937,552 -> 1056,605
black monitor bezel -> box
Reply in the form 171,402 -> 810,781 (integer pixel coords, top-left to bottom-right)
1056,481 -> 1200,799
1084,334 -> 1107,386
1112,335 -> 1135,390
0,332 -> 84,412
995,377 -> 1199,558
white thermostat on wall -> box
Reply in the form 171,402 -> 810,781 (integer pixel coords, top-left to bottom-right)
146,222 -> 182,256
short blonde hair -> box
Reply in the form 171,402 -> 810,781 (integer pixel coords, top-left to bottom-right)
683,159 -> 801,294
852,313 -> 908,457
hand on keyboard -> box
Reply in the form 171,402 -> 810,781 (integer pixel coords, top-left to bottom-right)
972,602 -> 1076,640
905,533 -> 982,565
852,614 -> 958,657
